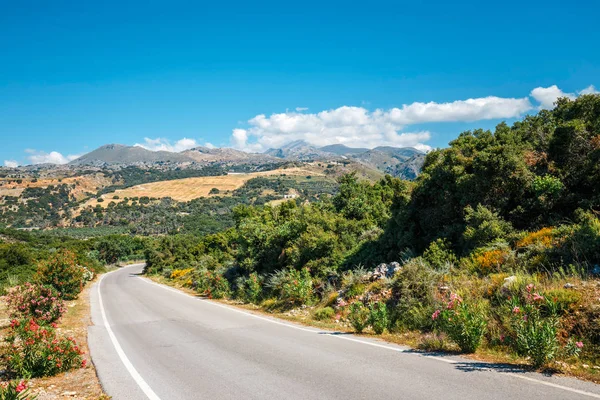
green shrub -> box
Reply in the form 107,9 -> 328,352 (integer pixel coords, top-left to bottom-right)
542,288 -> 581,315
313,306 -> 335,321
236,272 -> 263,303
35,250 -> 85,300
506,285 -> 582,367
390,258 -> 439,331
432,294 -> 486,353
0,380 -> 36,399
196,270 -> 231,299
422,239 -> 457,270
512,312 -> 559,368
6,319 -> 85,378
348,302 -> 370,333
341,268 -> 367,299
462,205 -> 514,252
5,283 -> 65,323
369,301 -> 389,334
267,268 -> 313,306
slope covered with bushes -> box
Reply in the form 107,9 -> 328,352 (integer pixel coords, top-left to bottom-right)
147,95 -> 600,372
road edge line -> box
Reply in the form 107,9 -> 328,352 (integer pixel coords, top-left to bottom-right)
97,267 -> 162,400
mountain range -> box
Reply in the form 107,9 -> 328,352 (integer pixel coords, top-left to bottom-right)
67,141 -> 426,179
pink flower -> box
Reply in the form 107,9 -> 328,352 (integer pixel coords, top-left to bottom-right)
15,381 -> 26,393
576,341 -> 584,349
431,310 -> 441,321
526,284 -> 534,293
512,306 -> 520,314
532,293 -> 544,301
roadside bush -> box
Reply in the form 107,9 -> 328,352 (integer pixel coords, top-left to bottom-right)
238,272 -> 263,303
369,301 -> 389,334
507,284 -> 582,367
0,380 -> 36,400
195,270 -> 231,299
267,268 -> 313,306
390,258 -> 439,331
348,301 -> 370,333
313,306 -> 335,321
5,283 -> 65,323
6,319 -> 85,378
35,250 -> 85,300
432,293 -> 486,353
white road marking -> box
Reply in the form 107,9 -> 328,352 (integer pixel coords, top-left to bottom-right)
136,269 -> 600,399
97,269 -> 162,400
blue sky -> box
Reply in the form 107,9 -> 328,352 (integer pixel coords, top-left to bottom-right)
1,0 -> 599,165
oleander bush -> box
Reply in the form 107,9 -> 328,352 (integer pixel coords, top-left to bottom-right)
506,284 -> 583,367
432,293 -> 487,353
0,380 -> 36,400
5,283 -> 65,323
5,319 -> 86,378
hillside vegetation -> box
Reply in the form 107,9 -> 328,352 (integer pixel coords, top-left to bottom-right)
145,94 -> 600,375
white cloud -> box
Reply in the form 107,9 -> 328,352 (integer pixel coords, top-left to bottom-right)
382,96 -> 532,125
295,107 -> 309,112
230,94 -> 533,152
530,85 -> 576,110
25,150 -> 80,165
134,137 -> 198,152
579,85 -> 599,95
204,142 -> 216,149
3,160 -> 19,168
231,129 -> 249,148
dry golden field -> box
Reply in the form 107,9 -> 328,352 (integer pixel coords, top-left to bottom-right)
0,174 -> 112,201
84,166 -> 325,207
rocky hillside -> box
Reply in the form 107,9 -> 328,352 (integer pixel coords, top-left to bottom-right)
69,144 -> 194,166
66,141 -> 426,179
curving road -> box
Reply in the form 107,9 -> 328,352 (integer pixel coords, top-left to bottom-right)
89,264 -> 600,400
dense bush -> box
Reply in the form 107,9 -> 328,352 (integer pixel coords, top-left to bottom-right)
35,250 -> 85,300
348,302 -> 370,333
267,268 -> 313,306
389,259 -> 439,332
195,269 -> 231,299
369,302 -> 389,334
235,272 -> 263,304
6,283 -> 65,323
6,319 -> 85,378
432,294 -> 487,353
506,284 -> 582,367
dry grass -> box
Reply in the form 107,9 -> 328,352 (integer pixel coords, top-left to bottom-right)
0,174 -> 112,202
0,280 -> 108,399
84,166 -> 325,207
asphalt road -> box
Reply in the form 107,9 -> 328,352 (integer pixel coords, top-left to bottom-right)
89,264 -> 600,400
